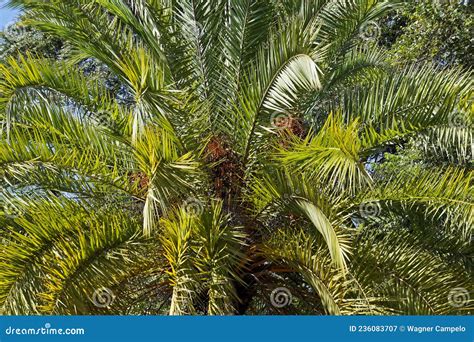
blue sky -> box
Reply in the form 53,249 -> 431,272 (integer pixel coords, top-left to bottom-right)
0,7 -> 20,29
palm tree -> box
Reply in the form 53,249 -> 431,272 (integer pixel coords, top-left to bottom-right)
0,0 -> 472,315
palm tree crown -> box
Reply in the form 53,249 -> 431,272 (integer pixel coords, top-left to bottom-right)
0,0 -> 472,315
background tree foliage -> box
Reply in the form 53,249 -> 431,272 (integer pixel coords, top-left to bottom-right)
380,0 -> 473,68
0,0 -> 472,316
375,0 -> 473,203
